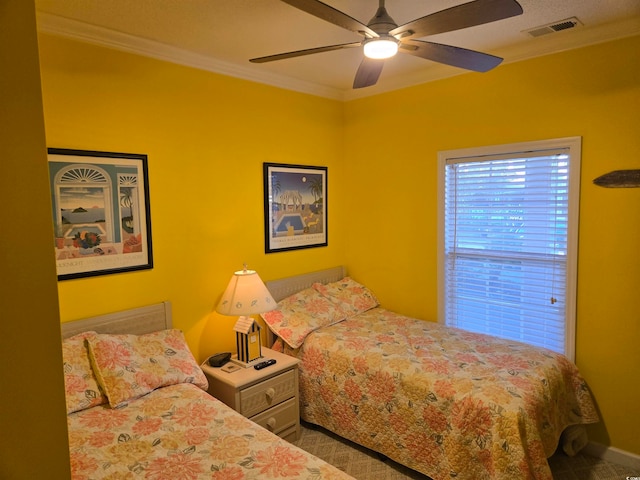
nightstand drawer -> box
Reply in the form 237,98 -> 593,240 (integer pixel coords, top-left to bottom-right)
239,370 -> 296,417
250,397 -> 297,435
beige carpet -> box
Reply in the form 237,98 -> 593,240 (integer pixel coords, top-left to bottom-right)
294,422 -> 634,480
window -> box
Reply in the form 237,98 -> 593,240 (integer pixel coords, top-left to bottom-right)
438,138 -> 581,360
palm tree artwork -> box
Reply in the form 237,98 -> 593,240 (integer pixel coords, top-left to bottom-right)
120,187 -> 135,234
308,177 -> 323,213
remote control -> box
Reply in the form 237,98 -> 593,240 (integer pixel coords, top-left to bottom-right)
254,359 -> 277,370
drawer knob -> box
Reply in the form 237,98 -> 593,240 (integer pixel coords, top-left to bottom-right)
265,388 -> 275,402
267,417 -> 277,431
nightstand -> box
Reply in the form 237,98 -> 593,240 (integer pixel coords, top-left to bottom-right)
201,347 -> 301,442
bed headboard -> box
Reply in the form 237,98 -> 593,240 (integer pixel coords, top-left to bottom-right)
265,266 -> 346,302
263,266 -> 346,346
61,301 -> 173,339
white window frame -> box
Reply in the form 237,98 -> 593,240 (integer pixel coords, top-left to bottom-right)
437,137 -> 581,361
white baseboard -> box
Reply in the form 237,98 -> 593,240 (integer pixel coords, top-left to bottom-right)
584,441 -> 640,471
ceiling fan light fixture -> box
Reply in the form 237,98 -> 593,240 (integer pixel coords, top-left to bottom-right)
363,37 -> 398,59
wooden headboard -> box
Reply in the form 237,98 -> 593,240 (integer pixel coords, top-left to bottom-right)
265,266 -> 346,302
61,301 -> 173,339
263,266 -> 346,345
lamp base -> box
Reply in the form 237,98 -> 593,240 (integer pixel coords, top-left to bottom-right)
230,354 -> 265,369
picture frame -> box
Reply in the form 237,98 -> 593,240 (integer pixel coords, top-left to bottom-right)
48,148 -> 153,280
263,163 -> 327,253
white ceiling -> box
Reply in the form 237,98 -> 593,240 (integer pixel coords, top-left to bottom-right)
35,0 -> 640,101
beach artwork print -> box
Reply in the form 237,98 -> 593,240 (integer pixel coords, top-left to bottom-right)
48,148 -> 153,280
264,163 -> 327,253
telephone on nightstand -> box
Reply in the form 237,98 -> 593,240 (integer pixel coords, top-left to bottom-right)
207,352 -> 231,367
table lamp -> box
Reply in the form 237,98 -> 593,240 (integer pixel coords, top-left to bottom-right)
216,265 -> 276,367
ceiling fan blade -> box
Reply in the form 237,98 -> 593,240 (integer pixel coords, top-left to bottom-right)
353,57 -> 385,89
400,40 -> 502,72
280,0 -> 377,38
250,42 -> 361,63
390,0 -> 523,40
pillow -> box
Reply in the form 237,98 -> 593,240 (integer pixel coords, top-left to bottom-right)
87,329 -> 208,408
261,287 -> 347,349
62,331 -> 108,414
313,277 -> 379,316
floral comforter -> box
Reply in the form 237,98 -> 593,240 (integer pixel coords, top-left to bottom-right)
276,308 -> 599,480
67,383 -> 353,480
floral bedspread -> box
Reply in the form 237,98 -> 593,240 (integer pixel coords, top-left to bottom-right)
278,308 -> 598,480
68,383 -> 353,480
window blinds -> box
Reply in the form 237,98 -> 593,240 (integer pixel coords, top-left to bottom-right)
444,148 -> 571,354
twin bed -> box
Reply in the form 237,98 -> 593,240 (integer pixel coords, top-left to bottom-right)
61,301 -> 353,480
262,266 -> 599,480
61,266 -> 599,480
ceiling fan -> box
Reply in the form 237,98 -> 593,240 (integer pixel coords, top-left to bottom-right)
250,0 -> 524,89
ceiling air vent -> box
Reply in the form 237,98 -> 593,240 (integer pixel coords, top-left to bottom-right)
523,17 -> 582,38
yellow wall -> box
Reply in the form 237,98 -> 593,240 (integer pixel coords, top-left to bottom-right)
36,29 -> 639,461
38,34 -> 347,361
0,1 -> 70,477
343,36 -> 640,454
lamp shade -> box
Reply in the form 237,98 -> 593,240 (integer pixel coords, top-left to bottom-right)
216,268 -> 276,316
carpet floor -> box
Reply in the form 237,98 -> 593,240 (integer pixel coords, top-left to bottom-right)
293,422 -> 635,480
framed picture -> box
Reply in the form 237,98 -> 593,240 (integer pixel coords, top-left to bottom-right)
48,148 -> 153,280
263,163 -> 327,253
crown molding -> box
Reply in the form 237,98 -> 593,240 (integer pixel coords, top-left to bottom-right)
343,17 -> 640,100
501,16 -> 640,64
36,12 -> 346,101
37,12 -> 639,102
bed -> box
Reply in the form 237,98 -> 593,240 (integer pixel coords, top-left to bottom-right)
262,267 -> 600,480
61,301 -> 354,480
